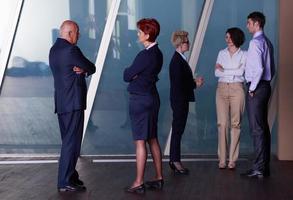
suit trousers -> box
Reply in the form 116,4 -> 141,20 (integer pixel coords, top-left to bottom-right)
170,100 -> 189,162
246,81 -> 271,173
216,82 -> 245,165
57,110 -> 84,187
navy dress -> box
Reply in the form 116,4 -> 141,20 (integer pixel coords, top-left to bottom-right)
123,44 -> 163,140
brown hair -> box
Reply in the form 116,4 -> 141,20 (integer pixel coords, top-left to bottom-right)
226,27 -> 245,48
247,11 -> 266,28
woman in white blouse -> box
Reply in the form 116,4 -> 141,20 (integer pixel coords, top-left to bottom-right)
215,27 -> 246,169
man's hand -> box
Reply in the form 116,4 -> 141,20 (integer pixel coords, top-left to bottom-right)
215,63 -> 224,72
194,76 -> 204,87
249,90 -> 255,97
73,66 -> 84,74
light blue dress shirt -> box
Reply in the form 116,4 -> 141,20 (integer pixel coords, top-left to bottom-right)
245,31 -> 275,91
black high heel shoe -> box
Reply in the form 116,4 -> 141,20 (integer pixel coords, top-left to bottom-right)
124,184 -> 145,194
145,179 -> 164,190
169,161 -> 189,175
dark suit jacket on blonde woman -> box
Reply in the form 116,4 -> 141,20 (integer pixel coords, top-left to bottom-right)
169,51 -> 196,162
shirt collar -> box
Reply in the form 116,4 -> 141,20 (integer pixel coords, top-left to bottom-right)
253,30 -> 263,38
176,50 -> 187,60
146,42 -> 157,50
224,47 -> 241,56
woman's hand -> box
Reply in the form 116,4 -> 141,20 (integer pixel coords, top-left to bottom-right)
194,76 -> 204,87
73,66 -> 85,74
215,63 -> 224,72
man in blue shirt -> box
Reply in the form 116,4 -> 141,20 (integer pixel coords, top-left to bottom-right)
241,11 -> 275,178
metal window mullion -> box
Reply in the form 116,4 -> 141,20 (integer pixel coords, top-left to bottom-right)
189,0 -> 214,73
0,0 -> 24,89
163,0 -> 214,156
81,0 -> 122,143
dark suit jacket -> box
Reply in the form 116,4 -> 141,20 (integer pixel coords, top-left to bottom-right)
124,44 -> 163,95
49,38 -> 96,114
169,51 -> 196,103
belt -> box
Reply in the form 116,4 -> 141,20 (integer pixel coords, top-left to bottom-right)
246,80 -> 270,85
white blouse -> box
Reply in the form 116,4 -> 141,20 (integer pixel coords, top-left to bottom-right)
215,48 -> 246,83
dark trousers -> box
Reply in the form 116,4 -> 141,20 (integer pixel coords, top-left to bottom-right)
57,110 -> 84,187
246,81 -> 271,173
170,101 -> 189,162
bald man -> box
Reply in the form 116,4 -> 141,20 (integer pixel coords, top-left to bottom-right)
49,20 -> 96,192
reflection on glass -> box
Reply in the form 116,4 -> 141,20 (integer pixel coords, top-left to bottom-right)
82,0 -> 205,154
182,0 -> 279,154
0,0 -> 20,56
0,0 -> 21,88
0,0 -> 110,153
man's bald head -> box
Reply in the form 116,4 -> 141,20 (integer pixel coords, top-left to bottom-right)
59,20 -> 79,45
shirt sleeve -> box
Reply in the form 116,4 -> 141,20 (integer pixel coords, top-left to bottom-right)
247,40 -> 263,91
215,51 -> 225,78
221,51 -> 246,76
123,51 -> 150,82
70,46 -> 96,75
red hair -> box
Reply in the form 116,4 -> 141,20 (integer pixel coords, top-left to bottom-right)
137,18 -> 160,42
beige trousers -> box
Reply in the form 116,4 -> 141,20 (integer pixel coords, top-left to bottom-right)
216,82 -> 245,166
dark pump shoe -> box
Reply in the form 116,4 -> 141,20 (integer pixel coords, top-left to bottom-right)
124,184 -> 145,194
169,162 -> 189,175
145,179 -> 164,190
58,184 -> 86,192
240,169 -> 269,178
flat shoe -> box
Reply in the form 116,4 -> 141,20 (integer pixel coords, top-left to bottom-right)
145,179 -> 164,190
228,163 -> 236,170
218,163 -> 226,169
124,184 -> 145,194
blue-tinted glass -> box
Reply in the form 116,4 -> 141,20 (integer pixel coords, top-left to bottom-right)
181,0 -> 279,154
0,0 -> 111,153
0,1 -> 20,58
82,0 -> 205,154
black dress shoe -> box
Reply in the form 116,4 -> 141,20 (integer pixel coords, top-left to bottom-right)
169,162 -> 189,175
240,169 -> 268,178
72,179 -> 84,186
145,179 -> 164,190
58,184 -> 86,192
264,170 -> 270,177
124,184 -> 145,194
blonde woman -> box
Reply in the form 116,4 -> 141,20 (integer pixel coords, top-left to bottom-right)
169,31 -> 203,174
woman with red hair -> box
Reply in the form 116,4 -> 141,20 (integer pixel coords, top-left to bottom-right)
123,18 -> 163,194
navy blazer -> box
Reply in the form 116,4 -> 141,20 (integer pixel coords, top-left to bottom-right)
49,38 -> 96,114
169,51 -> 196,102
124,44 -> 163,94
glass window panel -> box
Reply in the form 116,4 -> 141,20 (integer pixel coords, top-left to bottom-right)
181,0 -> 279,154
0,0 -> 20,58
82,0 -> 205,154
0,0 -> 111,154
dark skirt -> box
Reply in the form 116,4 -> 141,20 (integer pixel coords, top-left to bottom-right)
129,92 -> 160,140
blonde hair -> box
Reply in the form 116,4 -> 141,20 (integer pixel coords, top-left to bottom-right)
171,30 -> 189,48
